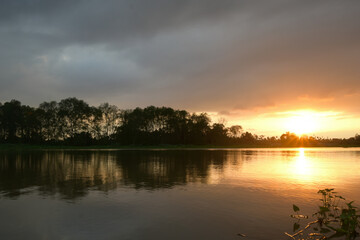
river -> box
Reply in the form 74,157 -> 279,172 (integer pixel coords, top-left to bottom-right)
0,148 -> 359,240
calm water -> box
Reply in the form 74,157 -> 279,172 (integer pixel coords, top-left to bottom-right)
0,148 -> 359,240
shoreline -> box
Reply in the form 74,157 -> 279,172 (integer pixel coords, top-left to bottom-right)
0,144 -> 359,151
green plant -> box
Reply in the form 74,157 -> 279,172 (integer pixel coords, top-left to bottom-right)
286,189 -> 360,240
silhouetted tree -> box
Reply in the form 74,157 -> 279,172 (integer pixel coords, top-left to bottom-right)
228,125 -> 243,138
98,103 -> 121,139
21,105 -> 42,143
188,113 -> 210,144
280,132 -> 299,146
208,123 -> 228,145
58,98 -> 93,139
0,98 -> 359,147
39,101 -> 59,141
0,102 -> 4,142
240,132 -> 256,145
1,100 -> 23,142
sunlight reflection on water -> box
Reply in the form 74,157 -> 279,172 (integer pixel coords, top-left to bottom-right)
0,148 -> 359,240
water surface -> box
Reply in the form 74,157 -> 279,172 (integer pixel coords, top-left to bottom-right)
0,148 -> 359,240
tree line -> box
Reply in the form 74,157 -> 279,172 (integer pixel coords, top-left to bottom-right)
0,98 -> 359,147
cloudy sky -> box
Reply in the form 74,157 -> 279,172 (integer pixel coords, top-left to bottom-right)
1,0 -> 360,137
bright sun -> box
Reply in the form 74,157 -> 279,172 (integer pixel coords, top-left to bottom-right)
284,111 -> 319,135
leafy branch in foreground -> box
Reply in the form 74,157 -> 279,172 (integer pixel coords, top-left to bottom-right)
286,189 -> 360,240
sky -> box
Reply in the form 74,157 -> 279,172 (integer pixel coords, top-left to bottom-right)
1,0 -> 360,137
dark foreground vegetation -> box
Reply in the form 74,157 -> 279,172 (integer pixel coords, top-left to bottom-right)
1,98 -> 360,147
287,189 -> 360,240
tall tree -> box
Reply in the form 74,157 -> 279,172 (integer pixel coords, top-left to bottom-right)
1,100 -> 23,142
21,105 -> 42,142
39,101 -> 59,141
0,102 -> 3,141
228,125 -> 243,138
98,103 -> 121,138
58,98 -> 93,139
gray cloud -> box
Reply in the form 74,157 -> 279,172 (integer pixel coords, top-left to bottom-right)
0,0 -> 360,116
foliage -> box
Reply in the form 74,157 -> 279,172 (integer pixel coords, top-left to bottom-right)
1,98 -> 360,146
286,189 -> 360,240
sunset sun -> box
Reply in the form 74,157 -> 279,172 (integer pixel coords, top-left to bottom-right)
284,111 -> 319,135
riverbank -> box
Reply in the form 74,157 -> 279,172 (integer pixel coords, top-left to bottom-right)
0,143 -> 358,151
0,144 -> 269,150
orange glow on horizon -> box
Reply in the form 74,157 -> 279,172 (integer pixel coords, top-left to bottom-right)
283,110 -> 319,135
219,108 -> 358,138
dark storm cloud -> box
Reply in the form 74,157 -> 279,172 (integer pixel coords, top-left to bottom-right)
1,0 -> 360,114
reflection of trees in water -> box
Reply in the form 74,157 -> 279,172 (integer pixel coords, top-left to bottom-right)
0,150 -> 246,199
0,151 -> 122,199
118,151 -> 232,189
